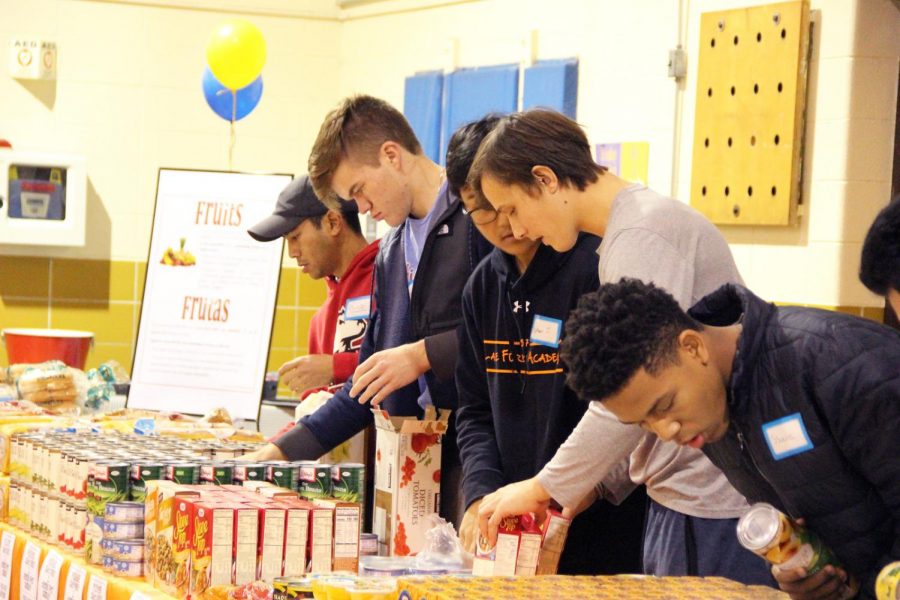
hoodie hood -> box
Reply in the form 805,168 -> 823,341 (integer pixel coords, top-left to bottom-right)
491,233 -> 598,294
688,283 -> 778,414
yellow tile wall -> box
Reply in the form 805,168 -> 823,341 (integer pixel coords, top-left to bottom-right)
0,257 -> 325,398
0,256 -> 888,398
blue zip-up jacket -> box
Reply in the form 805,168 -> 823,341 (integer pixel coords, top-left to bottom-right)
275,182 -> 490,456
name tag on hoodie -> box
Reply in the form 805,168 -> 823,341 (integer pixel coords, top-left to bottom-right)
530,314 -> 562,348
345,295 -> 371,321
762,412 -> 814,460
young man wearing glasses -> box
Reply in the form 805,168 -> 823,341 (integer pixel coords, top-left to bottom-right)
449,116 -> 646,574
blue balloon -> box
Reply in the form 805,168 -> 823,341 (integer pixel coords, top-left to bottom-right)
202,67 -> 263,121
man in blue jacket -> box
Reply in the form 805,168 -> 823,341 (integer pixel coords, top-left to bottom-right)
449,116 -> 646,574
247,95 -> 490,527
558,278 -> 900,600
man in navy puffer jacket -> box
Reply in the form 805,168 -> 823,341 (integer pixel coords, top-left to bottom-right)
559,278 -> 899,600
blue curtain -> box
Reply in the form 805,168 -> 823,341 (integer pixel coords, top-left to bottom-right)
523,58 -> 579,119
439,64 -> 519,164
403,71 -> 444,163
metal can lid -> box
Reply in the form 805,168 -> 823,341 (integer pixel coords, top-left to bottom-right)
736,502 -> 782,551
106,501 -> 144,510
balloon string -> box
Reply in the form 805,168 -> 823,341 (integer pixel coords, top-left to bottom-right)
228,89 -> 237,171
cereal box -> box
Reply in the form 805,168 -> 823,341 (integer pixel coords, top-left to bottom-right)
308,503 -> 334,573
247,502 -> 287,582
313,498 -> 361,573
172,496 -> 197,597
536,510 -> 571,575
190,501 -> 236,598
372,407 -> 448,556
233,504 -> 260,585
277,499 -> 310,577
146,480 -> 200,589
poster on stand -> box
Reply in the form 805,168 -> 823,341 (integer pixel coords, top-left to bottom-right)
129,169 -> 292,421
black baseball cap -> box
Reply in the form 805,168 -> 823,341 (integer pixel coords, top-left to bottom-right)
247,175 -> 357,242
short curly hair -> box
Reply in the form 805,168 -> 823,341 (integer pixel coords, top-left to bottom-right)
560,278 -> 702,402
860,196 -> 900,296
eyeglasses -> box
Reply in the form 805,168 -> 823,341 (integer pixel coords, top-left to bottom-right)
462,206 -> 499,225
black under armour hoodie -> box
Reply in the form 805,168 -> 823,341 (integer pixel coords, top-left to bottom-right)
455,234 -> 601,507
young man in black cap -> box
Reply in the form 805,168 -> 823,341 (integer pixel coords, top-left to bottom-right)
246,175 -> 379,399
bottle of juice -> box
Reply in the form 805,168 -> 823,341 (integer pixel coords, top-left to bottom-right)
737,503 -> 857,599
877,561 -> 900,600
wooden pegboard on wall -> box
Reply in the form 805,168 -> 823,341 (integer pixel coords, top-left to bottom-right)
690,0 -> 810,226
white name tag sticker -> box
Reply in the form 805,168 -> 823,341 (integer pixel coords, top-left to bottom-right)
344,295 -> 371,321
762,412 -> 814,460
530,314 -> 563,348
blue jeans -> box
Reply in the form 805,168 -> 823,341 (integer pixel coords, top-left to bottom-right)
643,499 -> 776,587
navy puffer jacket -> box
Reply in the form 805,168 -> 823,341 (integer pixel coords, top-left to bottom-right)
692,285 -> 900,599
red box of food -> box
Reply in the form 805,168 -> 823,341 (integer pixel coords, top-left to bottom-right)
246,502 -> 287,582
172,496 -> 198,597
272,498 -> 310,577
190,501 -> 236,598
233,504 -> 260,585
536,510 -> 571,575
313,498 -> 360,574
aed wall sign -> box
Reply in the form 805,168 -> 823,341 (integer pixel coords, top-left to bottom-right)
9,38 -> 57,80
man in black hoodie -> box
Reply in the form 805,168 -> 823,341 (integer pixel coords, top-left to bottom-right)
449,116 -> 646,574
559,278 -> 900,599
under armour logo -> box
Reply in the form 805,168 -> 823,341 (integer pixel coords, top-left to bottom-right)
513,300 -> 531,313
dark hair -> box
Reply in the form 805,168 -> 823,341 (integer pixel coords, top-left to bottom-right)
860,196 -> 900,295
468,109 -> 606,199
560,278 -> 702,402
445,114 -> 503,197
308,207 -> 363,237
308,95 -> 422,205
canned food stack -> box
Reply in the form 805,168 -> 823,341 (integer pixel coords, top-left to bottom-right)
101,501 -> 145,578
5,427 -> 262,565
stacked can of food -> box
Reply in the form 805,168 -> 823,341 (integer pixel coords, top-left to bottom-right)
100,501 -> 145,577
298,461 -> 332,500
199,461 -> 235,486
5,427 -> 263,565
332,463 -> 366,525
233,462 -> 267,484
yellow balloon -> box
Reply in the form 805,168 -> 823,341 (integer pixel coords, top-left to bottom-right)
206,19 -> 266,90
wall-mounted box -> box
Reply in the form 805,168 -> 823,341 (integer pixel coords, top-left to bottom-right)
0,151 -> 87,247
9,38 -> 57,80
